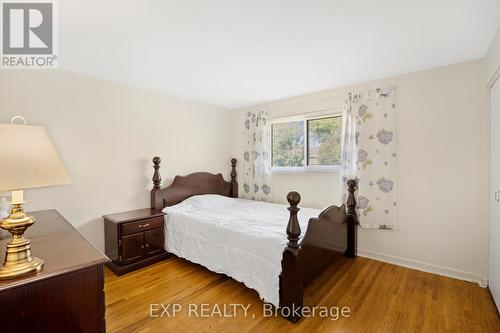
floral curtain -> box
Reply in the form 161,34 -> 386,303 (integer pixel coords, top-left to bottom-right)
242,111 -> 272,201
341,87 -> 398,229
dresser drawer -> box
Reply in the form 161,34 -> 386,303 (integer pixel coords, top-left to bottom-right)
121,216 -> 164,236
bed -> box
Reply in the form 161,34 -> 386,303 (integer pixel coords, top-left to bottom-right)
150,157 -> 358,322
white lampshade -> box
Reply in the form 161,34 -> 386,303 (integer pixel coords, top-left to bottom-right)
0,123 -> 72,192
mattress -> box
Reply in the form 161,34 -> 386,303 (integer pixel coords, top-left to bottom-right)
162,194 -> 321,306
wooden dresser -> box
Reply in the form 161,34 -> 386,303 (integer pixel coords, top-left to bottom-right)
104,208 -> 168,275
0,210 -> 109,333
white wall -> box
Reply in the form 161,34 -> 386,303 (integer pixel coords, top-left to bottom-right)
230,59 -> 490,284
0,70 -> 231,252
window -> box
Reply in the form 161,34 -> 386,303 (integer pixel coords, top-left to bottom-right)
271,114 -> 342,172
271,120 -> 305,167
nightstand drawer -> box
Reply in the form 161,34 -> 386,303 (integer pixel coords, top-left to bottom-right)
121,216 -> 164,236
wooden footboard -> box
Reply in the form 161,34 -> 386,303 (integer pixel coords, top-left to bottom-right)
279,179 -> 358,322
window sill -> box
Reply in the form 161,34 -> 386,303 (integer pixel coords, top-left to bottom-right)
271,166 -> 341,174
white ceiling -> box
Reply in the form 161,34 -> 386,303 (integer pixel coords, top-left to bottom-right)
59,0 -> 500,109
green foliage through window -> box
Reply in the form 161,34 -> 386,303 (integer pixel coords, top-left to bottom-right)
271,121 -> 305,167
271,116 -> 342,168
307,117 -> 342,165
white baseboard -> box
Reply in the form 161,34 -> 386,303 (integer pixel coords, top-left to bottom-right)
357,248 -> 487,288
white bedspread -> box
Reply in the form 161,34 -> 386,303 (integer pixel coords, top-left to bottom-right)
163,194 -> 321,306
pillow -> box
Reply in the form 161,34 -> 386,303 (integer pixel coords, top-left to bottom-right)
163,194 -> 235,212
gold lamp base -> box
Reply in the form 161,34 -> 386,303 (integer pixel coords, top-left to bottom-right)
0,203 -> 44,280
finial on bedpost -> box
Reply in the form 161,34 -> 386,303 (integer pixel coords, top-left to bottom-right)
230,158 -> 237,183
152,156 -> 161,189
280,190 -> 304,322
229,158 -> 238,198
151,156 -> 163,210
345,179 -> 358,258
286,191 -> 301,248
346,179 -> 357,216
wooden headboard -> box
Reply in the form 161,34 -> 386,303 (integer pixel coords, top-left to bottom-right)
150,157 -> 238,210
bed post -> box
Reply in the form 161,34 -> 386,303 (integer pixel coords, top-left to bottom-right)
345,179 -> 358,258
230,158 -> 238,198
279,191 -> 303,323
151,156 -> 163,210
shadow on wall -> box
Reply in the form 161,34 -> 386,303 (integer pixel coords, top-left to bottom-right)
139,157 -> 152,199
75,157 -> 161,252
77,218 -> 105,252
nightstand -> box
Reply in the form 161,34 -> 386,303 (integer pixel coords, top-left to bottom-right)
104,208 -> 168,275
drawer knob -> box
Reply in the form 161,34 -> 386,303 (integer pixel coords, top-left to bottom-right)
145,243 -> 149,248
138,223 -> 150,228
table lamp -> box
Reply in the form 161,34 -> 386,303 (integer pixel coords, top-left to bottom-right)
0,116 -> 72,279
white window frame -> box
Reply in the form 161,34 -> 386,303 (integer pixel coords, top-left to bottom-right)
270,109 -> 343,173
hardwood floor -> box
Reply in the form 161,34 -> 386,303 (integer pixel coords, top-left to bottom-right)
105,256 -> 500,333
